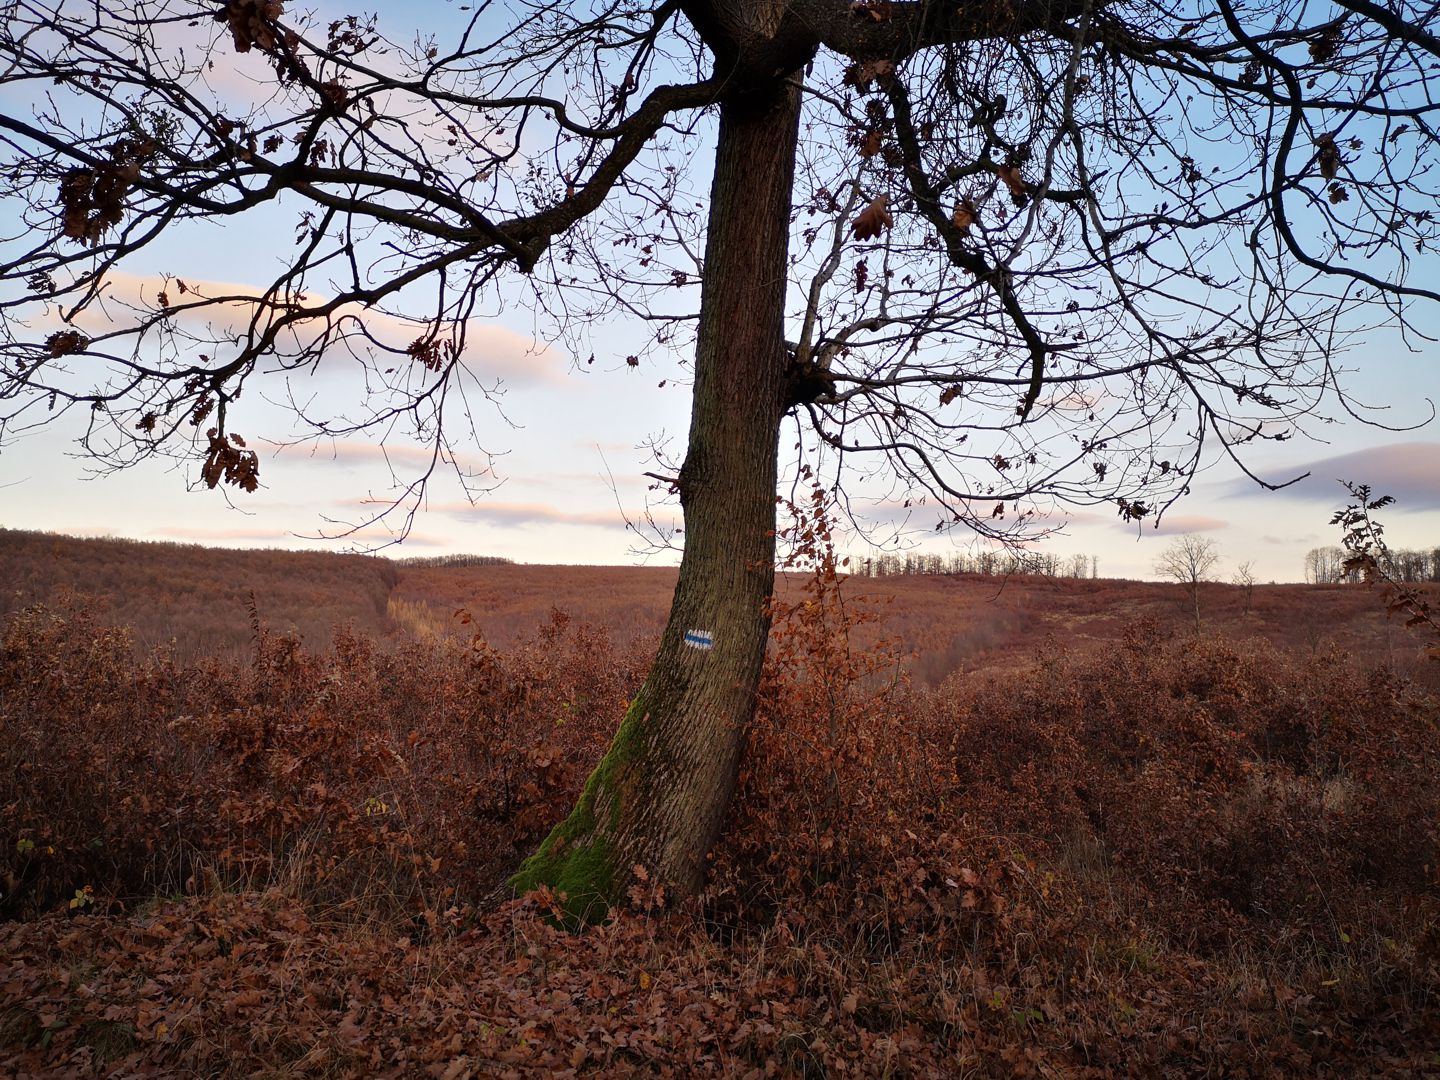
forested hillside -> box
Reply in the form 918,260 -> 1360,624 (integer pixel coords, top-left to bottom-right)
3,527 -> 1436,688
0,528 -> 396,658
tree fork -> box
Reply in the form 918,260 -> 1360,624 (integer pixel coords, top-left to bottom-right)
511,76 -> 804,922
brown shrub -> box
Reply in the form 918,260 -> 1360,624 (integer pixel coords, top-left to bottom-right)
0,598 -> 641,922
1,555 -> 1437,1077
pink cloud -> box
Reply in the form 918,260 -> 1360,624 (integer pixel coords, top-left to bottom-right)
147,526 -> 291,542
425,500 -> 630,530
36,271 -> 569,388
277,439 -> 493,476
149,525 -> 447,548
1144,514 -> 1229,536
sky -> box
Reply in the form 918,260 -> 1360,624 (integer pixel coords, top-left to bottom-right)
2,2 -> 1438,583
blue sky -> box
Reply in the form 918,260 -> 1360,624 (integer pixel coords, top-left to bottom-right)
2,1 -> 1438,582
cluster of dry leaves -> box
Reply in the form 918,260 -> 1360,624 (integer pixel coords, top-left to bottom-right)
1,549 -> 1437,1075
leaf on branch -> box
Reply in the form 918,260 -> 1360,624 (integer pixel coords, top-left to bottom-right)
939,385 -> 961,406
854,257 -> 869,292
202,429 -> 260,493
1316,134 -> 1341,180
190,395 -> 214,428
849,0 -> 894,22
851,196 -> 892,241
319,79 -> 351,111
57,139 -> 153,245
859,128 -> 884,159
217,0 -> 309,81
406,337 -> 450,372
994,164 -> 1030,206
951,199 -> 978,234
45,330 -> 90,357
216,0 -> 285,55
1309,25 -> 1342,64
1328,183 -> 1349,204
1117,497 -> 1150,522
843,60 -> 895,90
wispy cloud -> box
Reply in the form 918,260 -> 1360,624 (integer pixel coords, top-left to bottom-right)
42,271 -> 570,388
275,439 -> 492,476
1226,442 -> 1440,509
149,525 -> 448,548
148,525 -> 295,543
361,499 -> 632,530
1260,532 -> 1319,546
1140,514 -> 1229,536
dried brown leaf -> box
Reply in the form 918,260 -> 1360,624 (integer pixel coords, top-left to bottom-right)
849,0 -> 894,22
843,59 -> 895,88
851,195 -> 892,241
995,164 -> 1030,205
1317,133 -> 1341,180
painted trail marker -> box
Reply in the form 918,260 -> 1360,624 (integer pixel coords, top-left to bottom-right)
683,629 -> 715,650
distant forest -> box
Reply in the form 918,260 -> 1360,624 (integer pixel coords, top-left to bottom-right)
1305,545 -> 1440,584
392,553 -> 515,569
847,550 -> 1100,579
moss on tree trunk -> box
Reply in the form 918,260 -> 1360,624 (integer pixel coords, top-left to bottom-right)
509,697 -> 648,923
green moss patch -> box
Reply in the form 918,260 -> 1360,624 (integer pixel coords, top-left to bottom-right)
509,697 -> 650,925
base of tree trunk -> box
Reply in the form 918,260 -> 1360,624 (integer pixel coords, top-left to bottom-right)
508,697 -> 649,924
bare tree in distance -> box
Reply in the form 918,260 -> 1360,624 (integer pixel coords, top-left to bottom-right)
4,0 -> 1440,918
1156,534 -> 1222,629
1233,559 -> 1257,617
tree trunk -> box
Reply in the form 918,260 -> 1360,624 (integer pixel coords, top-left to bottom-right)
511,77 -> 802,922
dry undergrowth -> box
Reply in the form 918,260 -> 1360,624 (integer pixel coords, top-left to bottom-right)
1,531 -> 1437,1075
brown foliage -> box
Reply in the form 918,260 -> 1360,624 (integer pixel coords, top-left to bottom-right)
218,0 -> 285,54
0,528 -> 399,661
851,195 -> 893,241
1,528 -> 1437,1075
0,599 -> 644,925
200,429 -> 261,492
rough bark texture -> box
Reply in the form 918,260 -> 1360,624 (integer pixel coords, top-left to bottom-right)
510,77 -> 802,922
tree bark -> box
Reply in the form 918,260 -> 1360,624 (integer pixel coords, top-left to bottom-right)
511,77 -> 802,921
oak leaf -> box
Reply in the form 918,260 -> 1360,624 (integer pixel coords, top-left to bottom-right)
851,195 -> 892,241
1317,133 -> 1341,180
46,330 -> 89,357
995,164 -> 1030,205
843,59 -> 895,89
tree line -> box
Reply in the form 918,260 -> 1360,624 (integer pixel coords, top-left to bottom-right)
1305,546 -> 1440,585
847,551 -> 1100,579
392,553 -> 515,569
